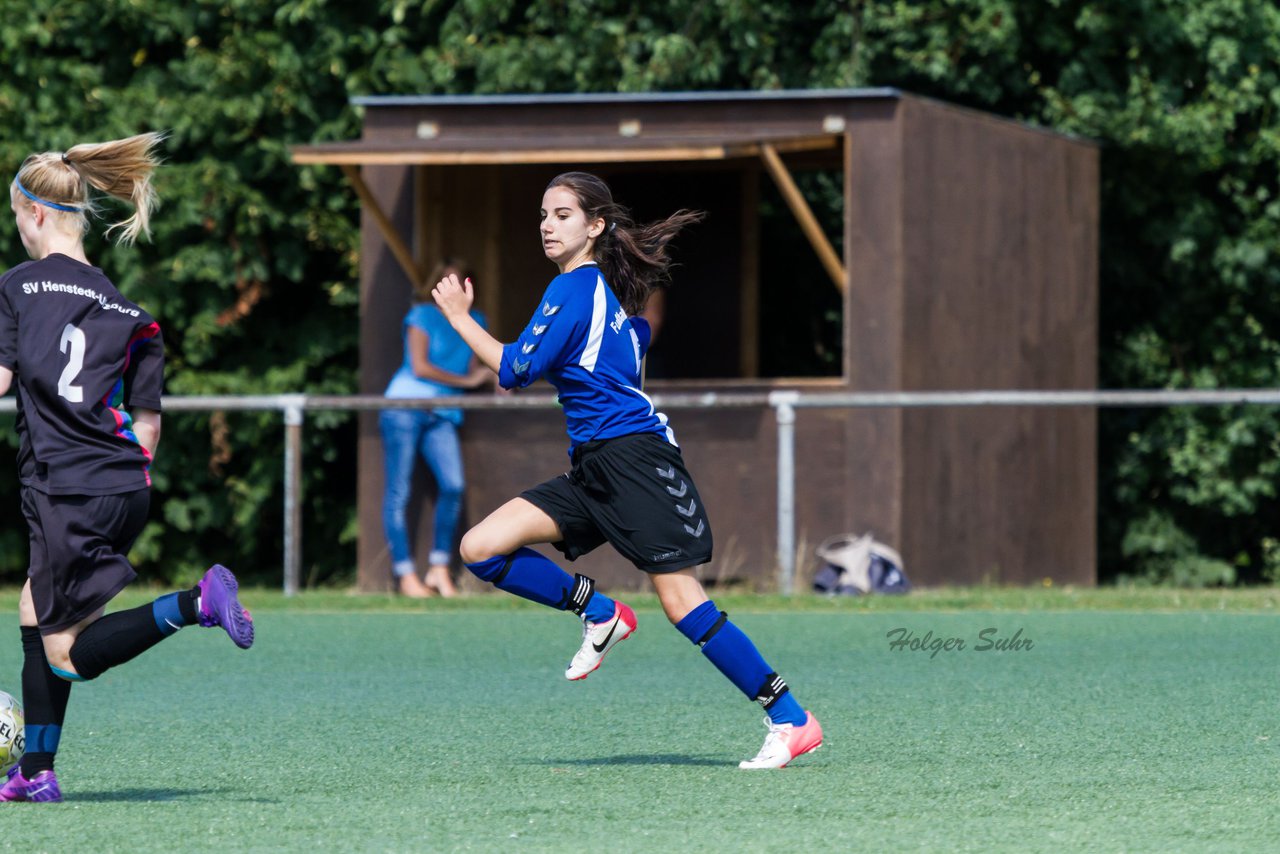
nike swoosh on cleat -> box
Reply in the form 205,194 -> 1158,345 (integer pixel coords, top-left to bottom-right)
592,620 -> 620,653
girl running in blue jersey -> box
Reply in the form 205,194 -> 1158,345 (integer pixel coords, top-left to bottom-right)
0,134 -> 254,803
432,171 -> 822,769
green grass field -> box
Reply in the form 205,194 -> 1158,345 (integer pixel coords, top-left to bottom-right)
0,588 -> 1277,852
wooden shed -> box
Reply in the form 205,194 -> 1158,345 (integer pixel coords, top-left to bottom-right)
291,88 -> 1099,592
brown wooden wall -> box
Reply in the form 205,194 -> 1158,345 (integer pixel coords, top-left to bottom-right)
895,98 -> 1098,584
352,92 -> 1099,593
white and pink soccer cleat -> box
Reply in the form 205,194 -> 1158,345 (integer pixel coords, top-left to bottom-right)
565,601 -> 637,680
738,710 -> 824,769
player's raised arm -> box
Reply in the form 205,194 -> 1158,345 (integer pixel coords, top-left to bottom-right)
432,273 -> 503,374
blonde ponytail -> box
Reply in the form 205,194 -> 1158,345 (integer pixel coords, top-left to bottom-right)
14,131 -> 166,245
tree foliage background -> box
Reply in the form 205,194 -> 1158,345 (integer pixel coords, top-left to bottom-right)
0,0 -> 1275,586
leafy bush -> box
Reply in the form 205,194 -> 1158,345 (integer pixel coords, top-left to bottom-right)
0,0 -> 1274,586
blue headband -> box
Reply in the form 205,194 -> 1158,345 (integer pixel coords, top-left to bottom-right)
14,178 -> 82,213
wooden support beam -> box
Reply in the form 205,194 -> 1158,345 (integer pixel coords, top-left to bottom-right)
339,164 -> 422,288
758,143 -> 847,294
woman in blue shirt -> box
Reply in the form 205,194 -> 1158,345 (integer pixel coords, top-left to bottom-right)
381,257 -> 492,598
432,172 -> 822,769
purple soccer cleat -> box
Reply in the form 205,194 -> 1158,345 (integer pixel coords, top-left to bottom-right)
198,564 -> 255,649
0,766 -> 62,802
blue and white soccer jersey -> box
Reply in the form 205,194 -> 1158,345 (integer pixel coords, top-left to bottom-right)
507,264 -> 712,572
498,264 -> 673,451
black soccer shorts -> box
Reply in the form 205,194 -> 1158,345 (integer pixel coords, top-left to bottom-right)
522,432 -> 714,573
22,487 -> 149,635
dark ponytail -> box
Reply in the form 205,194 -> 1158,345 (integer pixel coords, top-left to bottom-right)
546,172 -> 704,315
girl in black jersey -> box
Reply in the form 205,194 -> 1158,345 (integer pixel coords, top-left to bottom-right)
0,134 -> 254,803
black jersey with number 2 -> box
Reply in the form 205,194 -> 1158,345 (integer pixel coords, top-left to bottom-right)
0,253 -> 163,496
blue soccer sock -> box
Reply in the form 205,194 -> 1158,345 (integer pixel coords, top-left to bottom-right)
152,591 -> 197,636
466,548 -> 616,622
675,600 -> 807,726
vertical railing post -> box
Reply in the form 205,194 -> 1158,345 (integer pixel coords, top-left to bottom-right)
282,395 -> 306,596
771,391 -> 799,594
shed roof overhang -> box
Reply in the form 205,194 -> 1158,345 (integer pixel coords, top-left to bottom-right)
289,130 -> 838,165
289,91 -> 860,292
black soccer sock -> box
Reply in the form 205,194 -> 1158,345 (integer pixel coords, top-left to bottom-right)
66,589 -> 198,680
19,626 -> 71,777
183,586 -> 200,623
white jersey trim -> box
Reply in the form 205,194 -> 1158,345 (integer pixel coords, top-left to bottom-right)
578,273 -> 608,373
624,384 -> 678,446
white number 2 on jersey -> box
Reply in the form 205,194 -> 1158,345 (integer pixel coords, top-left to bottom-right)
58,323 -> 86,403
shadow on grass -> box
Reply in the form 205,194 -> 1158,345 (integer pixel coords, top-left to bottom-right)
70,788 -> 277,803
537,754 -> 724,767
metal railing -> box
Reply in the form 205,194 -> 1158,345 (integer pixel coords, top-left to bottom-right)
5,387 -> 1279,595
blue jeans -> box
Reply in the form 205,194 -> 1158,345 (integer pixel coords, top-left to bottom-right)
379,409 -> 465,576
